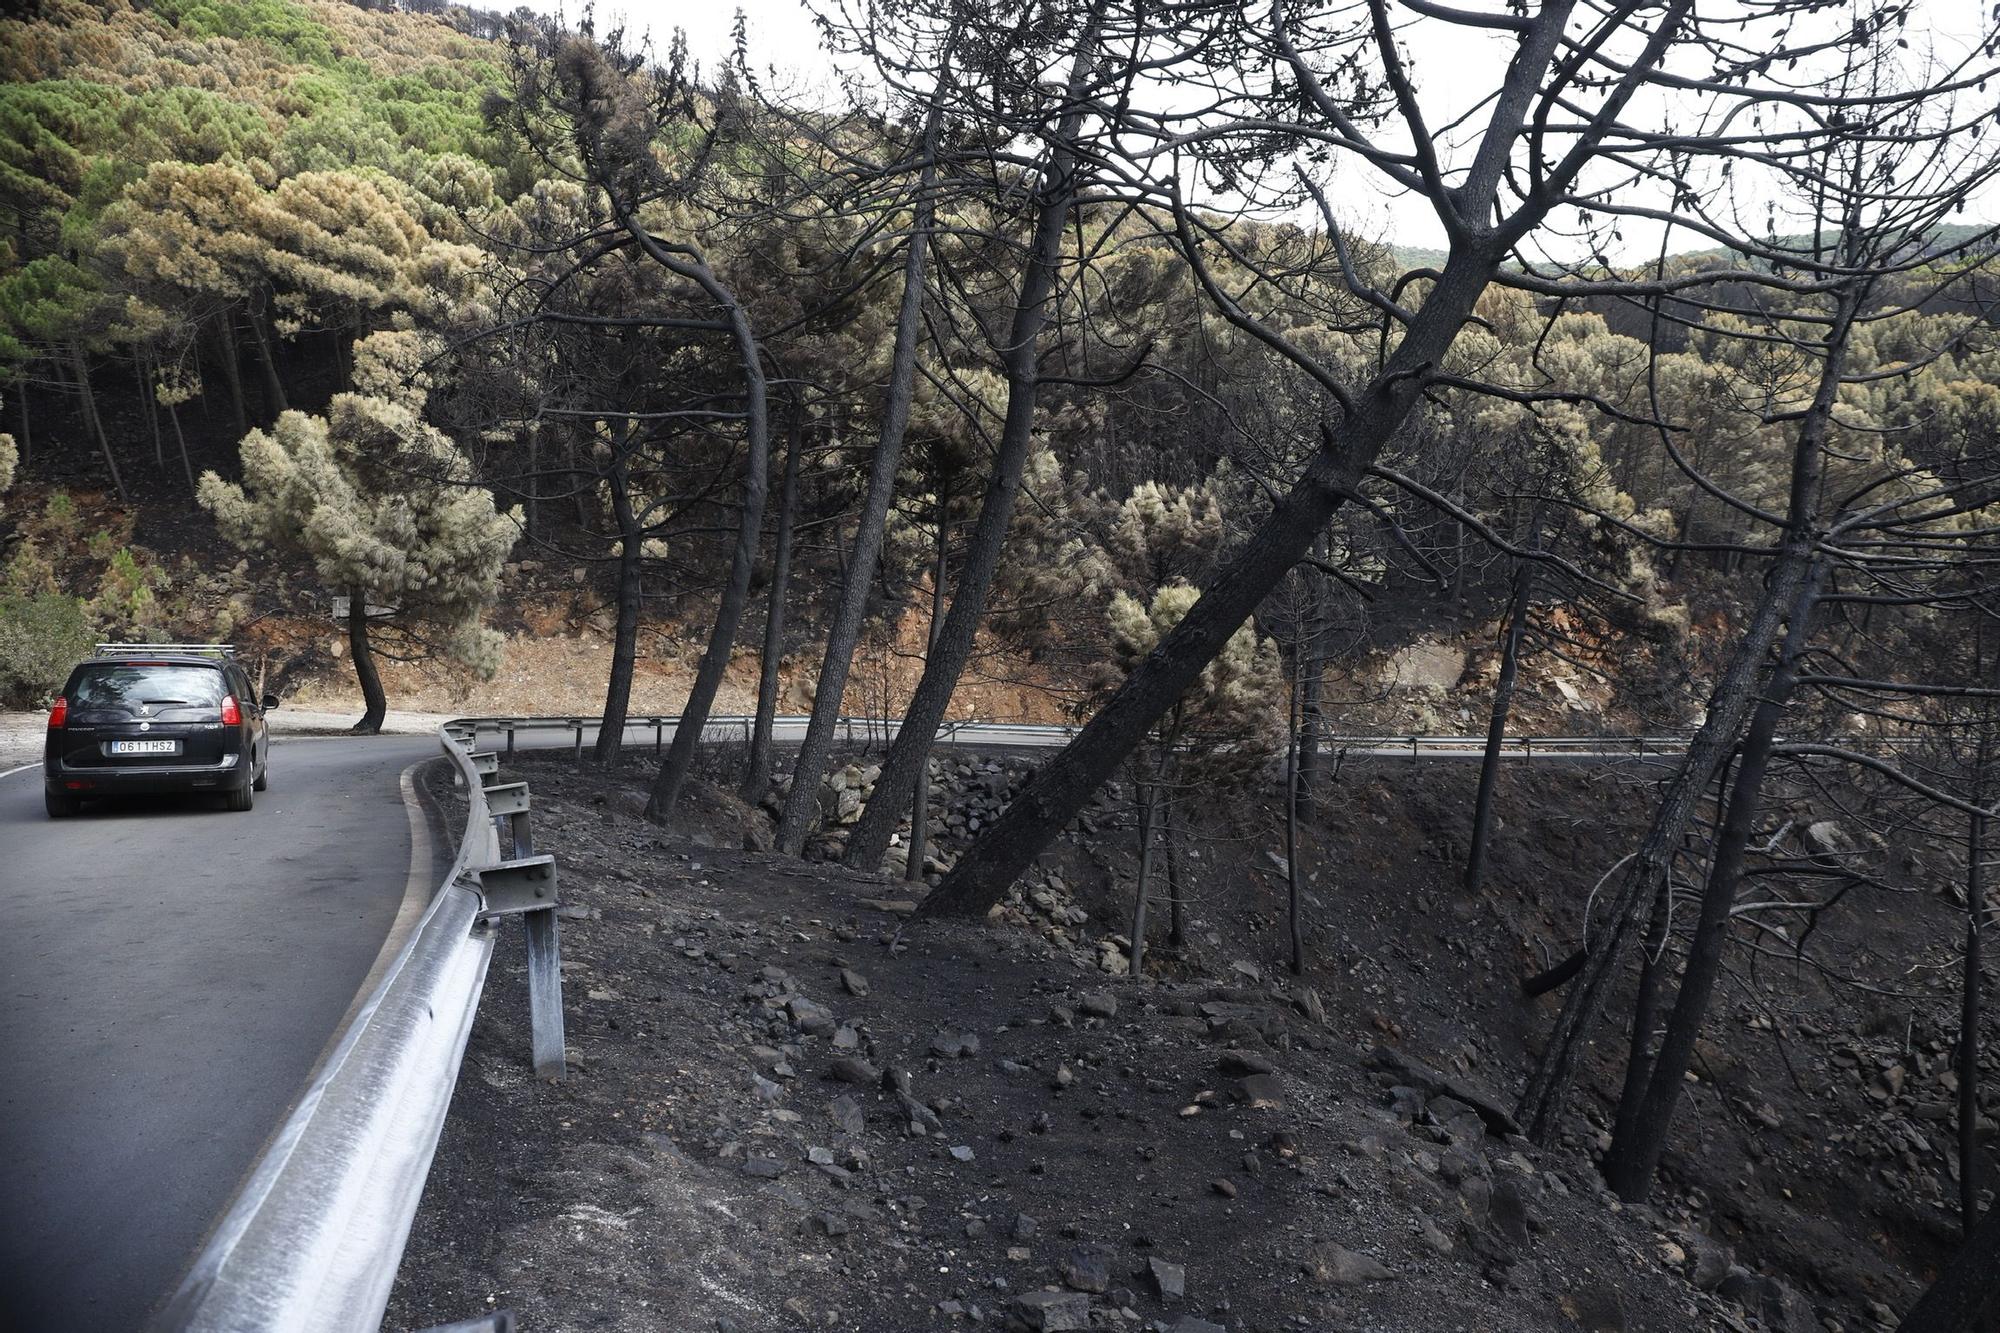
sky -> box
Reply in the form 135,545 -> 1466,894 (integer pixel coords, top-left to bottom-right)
526,0 -> 2000,262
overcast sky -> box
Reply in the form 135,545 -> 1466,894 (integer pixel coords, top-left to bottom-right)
529,0 -> 1997,261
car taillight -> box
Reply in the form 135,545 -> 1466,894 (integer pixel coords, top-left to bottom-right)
48,697 -> 67,728
220,695 -> 241,726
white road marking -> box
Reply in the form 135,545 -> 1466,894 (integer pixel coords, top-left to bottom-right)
1,763 -> 37,781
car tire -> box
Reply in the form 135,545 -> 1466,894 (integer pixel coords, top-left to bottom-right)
253,758 -> 268,792
223,784 -> 253,812
45,790 -> 80,819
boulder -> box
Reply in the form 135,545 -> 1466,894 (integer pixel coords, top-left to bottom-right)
1012,1290 -> 1091,1331
1306,1243 -> 1394,1286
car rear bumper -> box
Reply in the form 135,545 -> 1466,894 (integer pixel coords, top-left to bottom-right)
46,755 -> 247,797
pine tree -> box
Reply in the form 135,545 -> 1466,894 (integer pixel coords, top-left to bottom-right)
198,331 -> 519,732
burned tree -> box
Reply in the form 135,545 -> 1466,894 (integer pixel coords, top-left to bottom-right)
924,0 -> 1915,918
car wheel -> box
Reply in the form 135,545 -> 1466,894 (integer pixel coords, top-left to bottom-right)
45,791 -> 80,819
223,784 -> 253,812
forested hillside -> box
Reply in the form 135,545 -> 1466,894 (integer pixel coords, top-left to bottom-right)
8,0 -> 2000,1326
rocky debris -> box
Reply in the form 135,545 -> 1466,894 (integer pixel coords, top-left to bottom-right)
1677,1230 -> 1734,1291
1715,1269 -> 1818,1333
1306,1243 -> 1394,1286
1366,1045 -> 1520,1137
826,1056 -> 881,1085
1166,1320 -> 1225,1333
1059,1246 -> 1112,1293
1011,1289 -> 1091,1331
786,996 -> 836,1037
898,1091 -> 943,1136
1146,1258 -> 1186,1302
1487,1180 -> 1536,1247
1233,1073 -> 1285,1109
1077,990 -> 1118,1019
840,968 -> 870,997
828,1094 -> 867,1137
930,1031 -> 982,1059
1560,1282 -> 1626,1332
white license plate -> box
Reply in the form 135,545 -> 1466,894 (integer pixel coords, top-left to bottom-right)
111,739 -> 180,755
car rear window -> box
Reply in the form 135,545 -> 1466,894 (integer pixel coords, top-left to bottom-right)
67,664 -> 226,709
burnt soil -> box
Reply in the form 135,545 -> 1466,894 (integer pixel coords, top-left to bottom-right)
384,749 -> 1994,1333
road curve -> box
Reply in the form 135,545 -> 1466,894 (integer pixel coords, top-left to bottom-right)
0,735 -> 439,1333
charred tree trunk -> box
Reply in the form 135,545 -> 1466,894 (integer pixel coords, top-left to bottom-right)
1602,563 -> 1823,1201
594,457 -> 644,765
524,423 -> 540,541
69,344 -> 126,502
1129,775 -> 1158,980
1286,662 -> 1305,975
1608,871 -> 1677,1166
1515,286 -> 1860,1142
248,304 -> 288,416
635,246 -> 770,826
213,315 -> 249,440
14,371 -> 30,464
1295,639 -> 1325,814
841,25 -> 1104,871
1961,729 -> 1991,1234
745,405 -> 805,798
166,398 -> 196,495
776,94 -> 947,857
1894,1200 -> 2000,1333
1165,800 -> 1186,949
1465,555 -> 1535,896
904,489 -> 952,882
347,586 -> 387,735
136,354 -> 163,468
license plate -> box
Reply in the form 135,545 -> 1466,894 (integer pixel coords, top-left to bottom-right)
110,739 -> 179,755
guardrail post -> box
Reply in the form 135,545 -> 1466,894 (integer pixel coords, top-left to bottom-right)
654,720 -> 664,756
468,755 -> 565,1083
523,909 -> 564,1080
486,781 -> 532,858
475,844 -> 566,1081
572,720 -> 584,766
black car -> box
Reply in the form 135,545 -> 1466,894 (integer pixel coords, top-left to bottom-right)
44,644 -> 274,818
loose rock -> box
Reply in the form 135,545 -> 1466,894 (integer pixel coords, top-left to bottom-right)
1306,1243 -> 1394,1286
1012,1290 -> 1091,1332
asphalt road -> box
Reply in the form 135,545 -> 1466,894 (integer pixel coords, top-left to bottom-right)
0,734 -> 440,1333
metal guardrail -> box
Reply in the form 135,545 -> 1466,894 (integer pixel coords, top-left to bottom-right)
446,714 -> 1698,759
153,723 -> 561,1333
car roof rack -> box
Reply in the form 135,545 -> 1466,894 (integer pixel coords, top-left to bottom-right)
93,642 -> 238,659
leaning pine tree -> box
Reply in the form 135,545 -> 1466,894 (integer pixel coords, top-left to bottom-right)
199,331 -> 519,733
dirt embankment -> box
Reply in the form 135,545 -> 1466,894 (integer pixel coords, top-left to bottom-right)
388,750 -> 1984,1333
